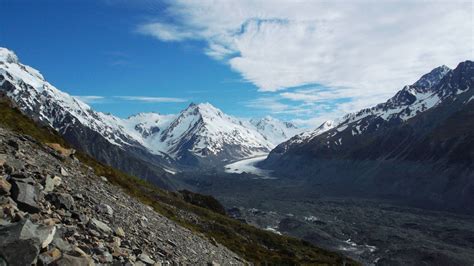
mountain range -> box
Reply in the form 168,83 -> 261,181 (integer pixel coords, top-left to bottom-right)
261,60 -> 474,214
0,47 -> 300,187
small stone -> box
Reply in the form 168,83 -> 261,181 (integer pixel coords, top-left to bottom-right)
114,226 -> 125,237
0,177 -> 12,195
38,248 -> 62,265
98,251 -> 113,263
100,176 -> 108,182
56,254 -> 90,266
88,218 -> 112,234
96,203 -> 113,216
44,175 -> 62,193
60,167 -> 69,176
138,253 -> 155,265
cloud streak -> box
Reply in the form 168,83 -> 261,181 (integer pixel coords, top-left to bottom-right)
73,95 -> 106,104
74,95 -> 187,104
114,96 -> 187,103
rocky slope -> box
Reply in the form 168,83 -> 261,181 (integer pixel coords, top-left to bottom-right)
262,61 -> 474,214
0,125 -> 244,265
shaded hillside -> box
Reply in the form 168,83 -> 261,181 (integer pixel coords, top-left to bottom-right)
262,61 -> 474,214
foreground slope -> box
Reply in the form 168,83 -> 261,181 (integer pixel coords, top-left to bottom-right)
263,61 -> 474,214
0,100 -> 357,265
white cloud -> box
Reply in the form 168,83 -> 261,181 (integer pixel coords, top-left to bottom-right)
114,96 -> 187,103
138,0 -> 473,124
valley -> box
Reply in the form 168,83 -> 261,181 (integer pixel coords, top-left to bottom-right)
176,169 -> 474,265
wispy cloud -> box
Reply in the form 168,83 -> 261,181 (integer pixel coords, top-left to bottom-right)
74,95 -> 187,104
137,0 -> 472,124
114,96 -> 187,103
73,95 -> 106,104
137,22 -> 196,42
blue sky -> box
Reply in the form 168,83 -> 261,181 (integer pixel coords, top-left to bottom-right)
1,0 -> 471,126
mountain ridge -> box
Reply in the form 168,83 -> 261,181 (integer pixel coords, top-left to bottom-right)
261,60 -> 474,214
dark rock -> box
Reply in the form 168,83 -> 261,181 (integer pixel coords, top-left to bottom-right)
0,219 -> 55,265
7,139 -> 19,150
71,211 -> 89,224
46,193 -> 75,210
10,180 -> 40,213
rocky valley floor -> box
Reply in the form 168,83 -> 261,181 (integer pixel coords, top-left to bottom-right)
0,125 -> 244,265
177,171 -> 474,266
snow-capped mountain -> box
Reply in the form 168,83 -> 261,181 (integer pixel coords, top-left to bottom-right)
248,116 -> 301,145
281,64 -> 455,150
0,47 -> 299,170
262,61 -> 474,213
122,103 -> 299,166
0,48 -> 141,148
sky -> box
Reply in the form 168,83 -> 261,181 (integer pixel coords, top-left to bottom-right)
0,0 -> 472,127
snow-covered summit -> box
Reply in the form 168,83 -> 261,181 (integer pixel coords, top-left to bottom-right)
249,116 -> 301,144
285,64 -> 457,147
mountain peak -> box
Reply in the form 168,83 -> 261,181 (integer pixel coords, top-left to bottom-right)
413,65 -> 451,88
0,47 -> 19,64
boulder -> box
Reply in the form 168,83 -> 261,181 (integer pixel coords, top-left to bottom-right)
10,180 -> 40,213
0,220 -> 55,265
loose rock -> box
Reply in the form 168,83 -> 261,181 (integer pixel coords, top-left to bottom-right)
10,180 -> 40,213
0,176 -> 11,195
88,218 -> 112,234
